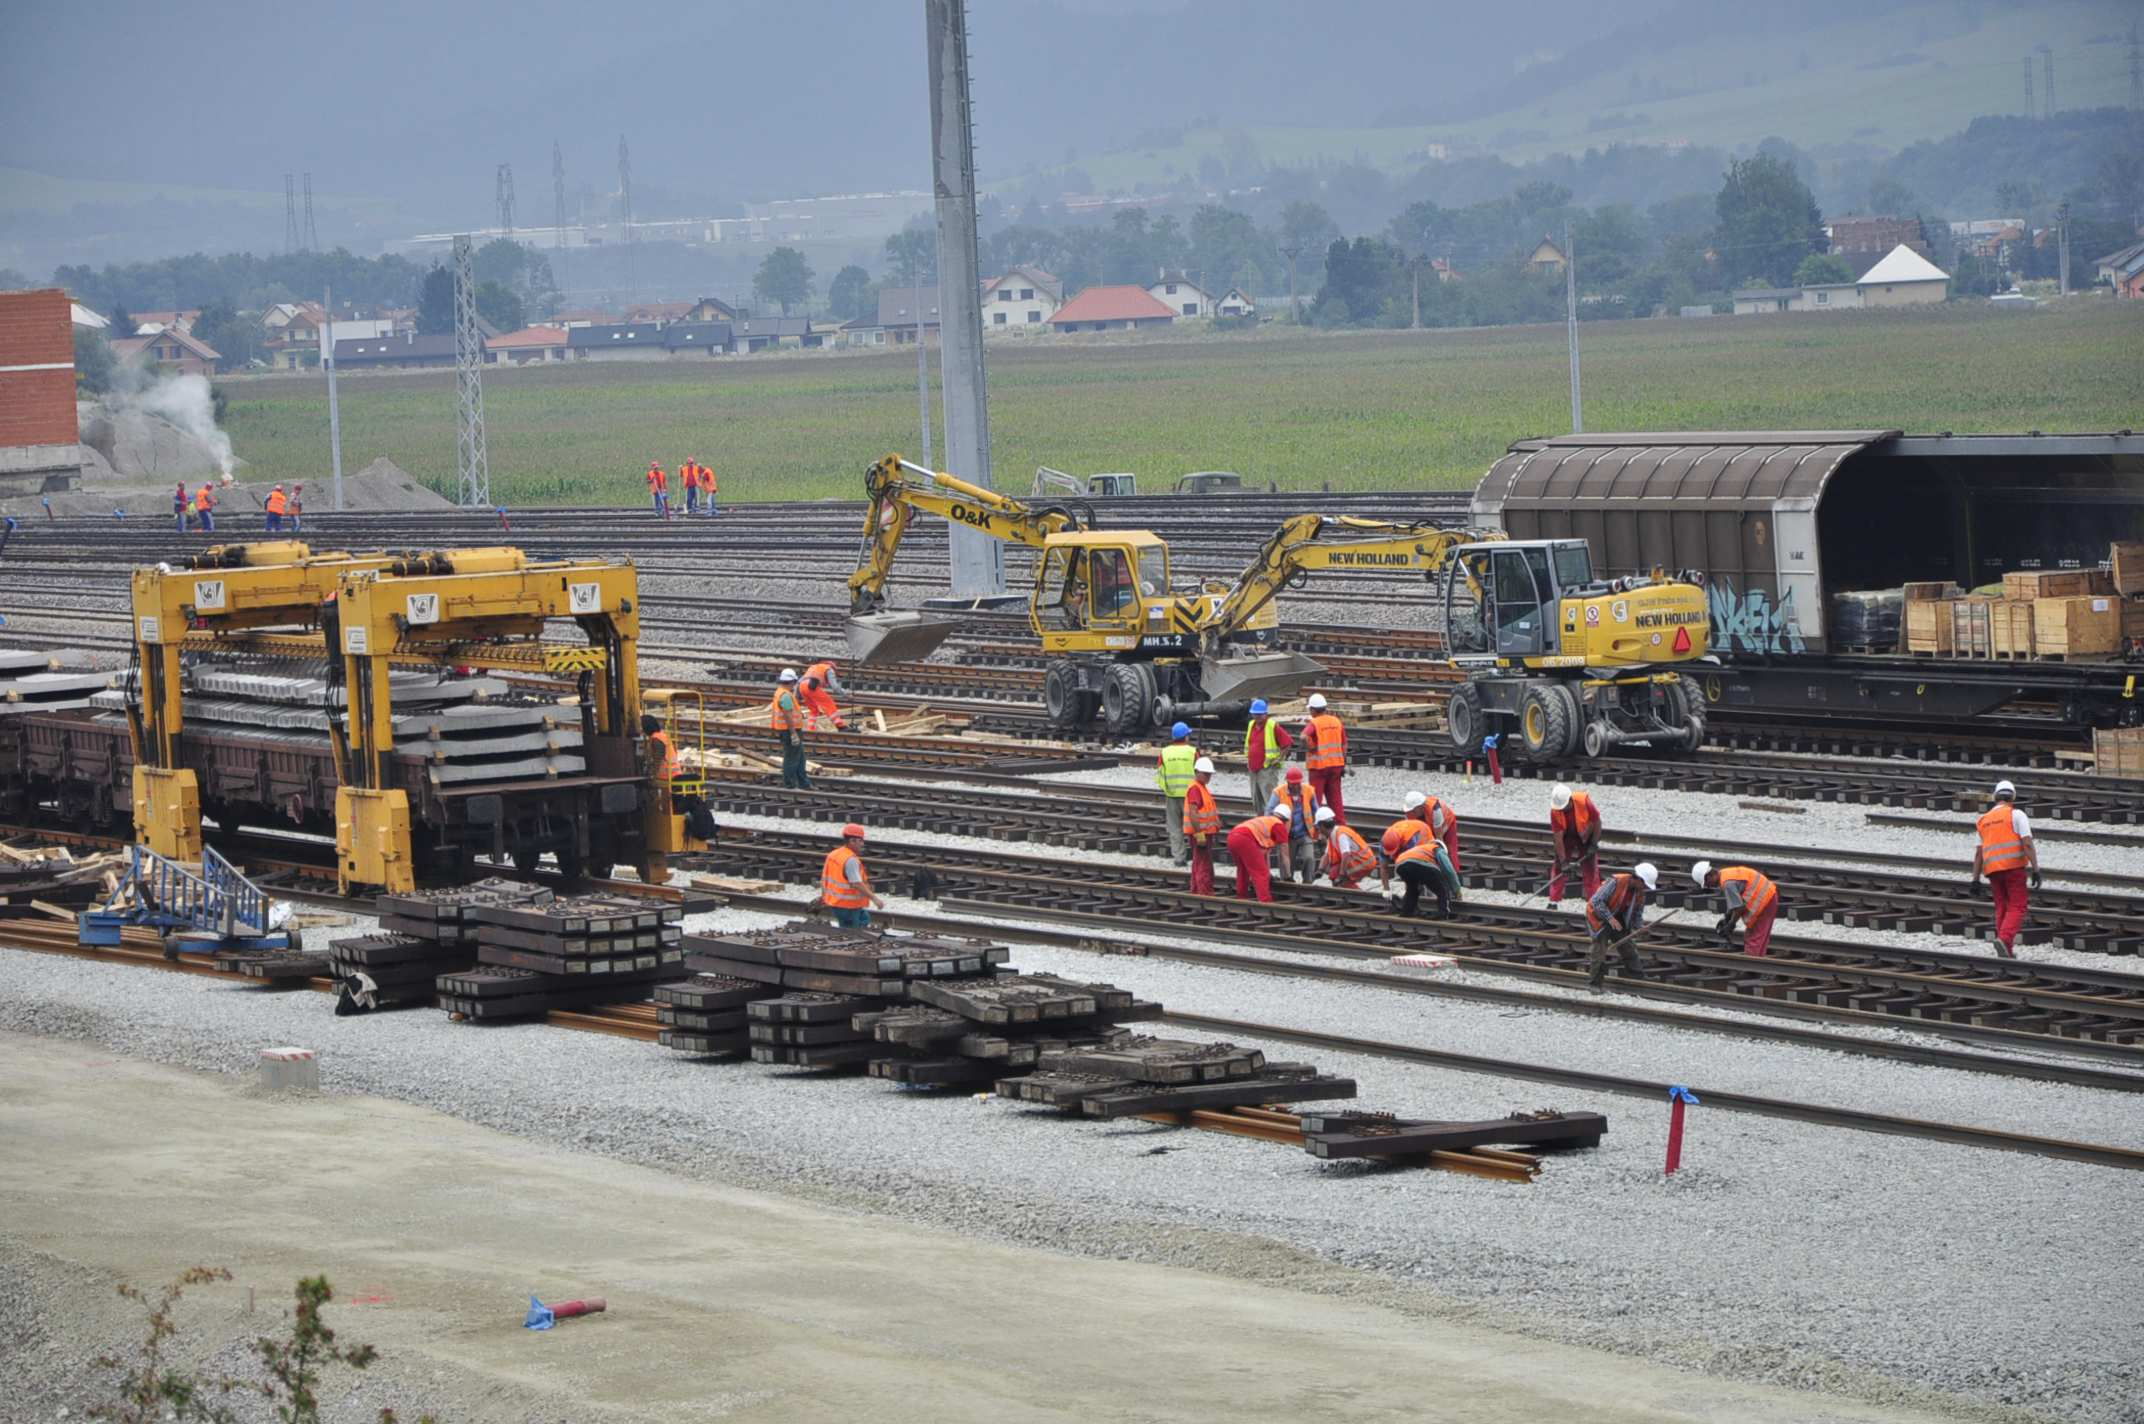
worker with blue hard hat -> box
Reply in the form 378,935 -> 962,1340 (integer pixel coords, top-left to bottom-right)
1155,719 -> 1199,865
1244,698 -> 1293,818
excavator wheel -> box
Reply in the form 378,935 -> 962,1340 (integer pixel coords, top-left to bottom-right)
1445,683 -> 1487,755
1102,663 -> 1154,737
1669,674 -> 1708,752
1518,683 -> 1576,760
1044,662 -> 1088,729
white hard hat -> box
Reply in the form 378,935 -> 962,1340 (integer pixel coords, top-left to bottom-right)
1306,693 -> 1328,711
1690,859 -> 1712,887
1193,756 -> 1215,774
1634,862 -> 1659,891
1550,783 -> 1572,810
778,667 -> 798,683
1993,779 -> 2016,797
1314,806 -> 1336,824
1404,791 -> 1426,810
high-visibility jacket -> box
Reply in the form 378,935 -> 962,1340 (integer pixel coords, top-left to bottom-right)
1423,796 -> 1459,842
1717,865 -> 1778,920
1381,817 -> 1429,860
1325,824 -> 1376,882
647,465 -> 667,491
1232,814 -> 1288,850
1977,805 -> 2028,874
195,485 -> 214,510
264,488 -> 287,515
702,465 -> 717,492
804,661 -> 839,691
1304,712 -> 1347,771
1550,791 -> 1600,849
1243,716 -> 1288,770
1587,874 -> 1645,934
1394,841 -> 1446,872
1154,743 -> 1197,798
1183,781 -> 1220,840
1268,781 -> 1320,835
648,729 -> 680,781
768,687 -> 806,731
822,845 -> 872,909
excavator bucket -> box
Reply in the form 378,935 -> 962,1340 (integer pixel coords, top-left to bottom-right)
1198,650 -> 1326,706
845,611 -> 964,665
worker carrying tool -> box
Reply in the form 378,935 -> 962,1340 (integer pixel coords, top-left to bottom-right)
641,713 -> 716,839
645,462 -> 669,517
681,458 -> 700,514
1547,783 -> 1603,901
1585,862 -> 1658,989
263,483 -> 288,532
1972,778 -> 2040,959
768,668 -> 811,789
1693,860 -> 1779,957
822,823 -> 886,928
1317,807 -> 1376,889
799,660 -> 848,731
1266,766 -> 1322,883
1155,721 -> 1198,865
1301,693 -> 1348,822
193,482 -> 216,532
1243,698 -> 1293,814
1226,812 -> 1293,903
1183,756 -> 1221,895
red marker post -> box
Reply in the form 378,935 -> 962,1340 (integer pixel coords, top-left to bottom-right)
1664,1084 -> 1699,1174
1483,733 -> 1503,786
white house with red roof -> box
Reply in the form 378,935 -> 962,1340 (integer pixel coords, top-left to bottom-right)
1147,269 -> 1214,317
980,265 -> 1062,328
1046,285 -> 1178,332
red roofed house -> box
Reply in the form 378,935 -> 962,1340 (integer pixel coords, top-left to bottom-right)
1045,285 -> 1178,333
486,325 -> 571,364
111,324 -> 220,377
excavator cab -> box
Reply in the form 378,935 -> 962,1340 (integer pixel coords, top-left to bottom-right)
1443,542 -> 1574,657
1029,533 -> 1172,643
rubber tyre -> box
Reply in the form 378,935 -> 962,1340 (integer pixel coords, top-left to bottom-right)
1518,682 -> 1573,760
1446,682 -> 1487,755
1671,674 -> 1707,753
1044,661 -> 1083,729
1102,662 -> 1152,736
1550,683 -> 1585,757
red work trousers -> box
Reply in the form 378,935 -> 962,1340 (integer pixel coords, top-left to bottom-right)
1988,868 -> 2029,954
1227,826 -> 1273,902
1547,849 -> 1600,901
1308,767 -> 1344,823
1741,901 -> 1778,957
1440,826 -> 1461,873
1188,843 -> 1215,896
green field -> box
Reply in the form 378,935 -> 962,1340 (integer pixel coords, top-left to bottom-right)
218,301 -> 2144,506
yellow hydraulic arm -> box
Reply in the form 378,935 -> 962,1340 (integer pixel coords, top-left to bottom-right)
848,453 -> 1083,614
1199,515 -> 1499,654
128,541 -> 401,860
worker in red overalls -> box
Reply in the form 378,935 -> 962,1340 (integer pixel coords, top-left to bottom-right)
1547,782 -> 1603,901
1971,778 -> 2040,958
1182,756 -> 1221,895
1693,860 -> 1781,957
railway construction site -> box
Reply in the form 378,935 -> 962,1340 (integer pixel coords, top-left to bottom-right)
3,434 -> 2143,1424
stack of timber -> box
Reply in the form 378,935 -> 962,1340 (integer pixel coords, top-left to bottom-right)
0,841 -> 125,918
1298,1107 -> 1609,1172
330,877 -> 550,1008
867,972 -> 1170,1090
998,1030 -> 1357,1118
2093,726 -> 2144,780
654,973 -> 763,1056
438,893 -> 686,1019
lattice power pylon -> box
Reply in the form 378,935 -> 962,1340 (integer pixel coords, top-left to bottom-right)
496,163 -> 517,235
302,172 -> 318,251
452,235 -> 491,508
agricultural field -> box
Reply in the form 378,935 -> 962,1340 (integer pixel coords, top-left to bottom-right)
219,300 -> 2144,506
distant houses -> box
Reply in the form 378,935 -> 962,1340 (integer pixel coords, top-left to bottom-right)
111,325 -> 219,377
1732,243 -> 1950,315
1046,285 -> 1180,332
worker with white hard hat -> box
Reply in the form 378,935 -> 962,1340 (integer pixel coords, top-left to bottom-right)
1300,691 -> 1349,822
1547,782 -> 1604,902
1692,859 -> 1782,957
1155,721 -> 1199,866
1584,861 -> 1657,990
1317,805 -> 1377,890
1243,697 -> 1293,814
1182,755 -> 1222,895
768,667 -> 811,789
1377,790 -> 1432,892
1971,778 -> 2039,959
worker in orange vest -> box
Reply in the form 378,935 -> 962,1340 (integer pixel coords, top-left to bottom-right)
680,459 -> 700,515
193,482 -> 216,533
263,483 -> 288,532
1265,766 -> 1321,883
645,462 -> 669,517
1225,812 -> 1293,903
1547,782 -> 1603,901
1182,755 -> 1221,895
701,460 -> 719,516
821,823 -> 886,928
1392,838 -> 1460,918
1378,792 -> 1431,892
768,668 -> 810,789
1586,863 -> 1658,989
1300,692 -> 1348,822
641,712 -> 714,838
1693,860 -> 1781,957
1422,792 -> 1462,877
1971,778 -> 2040,958
288,482 -> 305,532
799,660 -> 847,731
1316,807 -> 1376,889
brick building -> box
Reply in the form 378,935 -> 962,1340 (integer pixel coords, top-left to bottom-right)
0,288 -> 82,494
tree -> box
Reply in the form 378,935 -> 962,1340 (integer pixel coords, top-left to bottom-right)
1310,236 -> 1406,327
2101,152 -> 2144,228
0,266 -> 28,290
828,265 -> 875,322
1793,252 -> 1854,286
1866,177 -> 1915,216
415,266 -> 454,335
1993,179 -> 2039,217
73,325 -> 115,394
752,247 -> 814,316
1714,153 -> 1825,288
191,300 -> 260,371
109,304 -> 138,338
474,281 -> 524,333
883,228 -> 938,287
1572,203 -> 1645,289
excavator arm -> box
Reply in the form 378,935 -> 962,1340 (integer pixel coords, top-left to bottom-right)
1197,514 -> 1497,653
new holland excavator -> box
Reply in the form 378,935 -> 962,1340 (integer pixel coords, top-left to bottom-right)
845,453 -> 1716,753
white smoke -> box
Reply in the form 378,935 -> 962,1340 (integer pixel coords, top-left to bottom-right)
122,371 -> 236,478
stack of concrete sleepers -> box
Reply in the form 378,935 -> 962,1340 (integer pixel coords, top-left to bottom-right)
436,893 -> 685,1020
1,651 -> 114,716
996,1030 -> 1357,1119
653,974 -> 764,1056
329,877 -> 552,1008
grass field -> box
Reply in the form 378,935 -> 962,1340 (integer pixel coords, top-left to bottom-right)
218,301 -> 2144,506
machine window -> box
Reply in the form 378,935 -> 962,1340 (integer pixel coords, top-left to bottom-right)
1552,543 -> 1593,589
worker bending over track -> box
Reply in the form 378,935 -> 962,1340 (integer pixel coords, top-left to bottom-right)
1378,792 -> 1431,891
1183,756 -> 1221,895
1547,783 -> 1602,901
1586,862 -> 1658,989
1155,722 -> 1197,864
1972,778 -> 2040,959
799,660 -> 848,731
1227,812 -> 1294,903
1301,693 -> 1348,822
768,668 -> 811,789
1693,860 -> 1780,957
1266,766 -> 1321,883
1243,698 -> 1293,813
1390,837 -> 1460,919
822,823 -> 886,928
1317,807 -> 1377,889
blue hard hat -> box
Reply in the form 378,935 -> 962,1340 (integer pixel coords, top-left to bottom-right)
1249,699 -> 1269,715
1171,721 -> 1190,739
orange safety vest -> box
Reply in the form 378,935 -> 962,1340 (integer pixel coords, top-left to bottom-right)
1381,817 -> 1429,860
1183,781 -> 1220,840
648,729 -> 680,781
1326,825 -> 1376,882
822,845 -> 872,909
647,466 -> 666,491
1587,874 -> 1644,934
264,488 -> 287,515
1233,814 -> 1287,850
768,687 -> 806,731
1717,865 -> 1778,920
705,465 -> 717,492
1423,796 -> 1460,842
1269,781 -> 1320,830
1977,805 -> 2027,874
195,486 -> 214,510
1304,712 -> 1347,771
1550,791 -> 1599,845
1394,841 -> 1445,872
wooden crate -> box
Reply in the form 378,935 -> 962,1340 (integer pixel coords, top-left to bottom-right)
1901,581 -> 1962,602
2113,543 -> 2144,597
1949,598 -> 1993,658
2032,596 -> 2120,657
1989,599 -> 2036,658
1905,598 -> 1954,654
2002,569 -> 2095,600
2123,598 -> 2144,644
2093,727 -> 2144,778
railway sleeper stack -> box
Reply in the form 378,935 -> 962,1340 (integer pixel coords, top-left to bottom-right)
330,877 -> 552,1008
438,893 -> 686,1019
1298,1107 -> 1610,1165
654,973 -> 765,1056
1,648 -> 115,716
